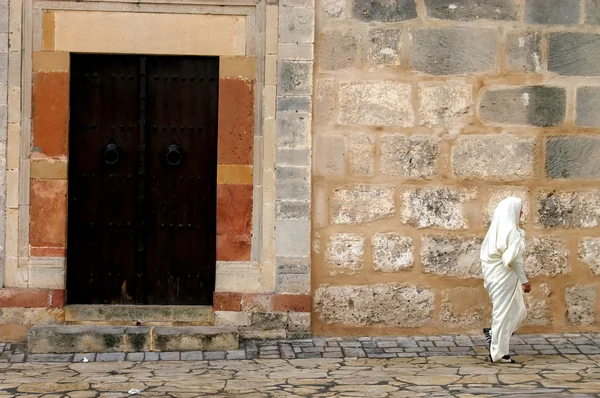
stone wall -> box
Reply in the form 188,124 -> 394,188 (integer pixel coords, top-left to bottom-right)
312,0 -> 600,335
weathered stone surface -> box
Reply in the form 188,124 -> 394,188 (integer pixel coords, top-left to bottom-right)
418,82 -> 472,129
153,326 -> 238,351
401,187 -> 476,230
587,0 -> 600,24
317,30 -> 359,71
314,134 -> 346,178
28,326 -> 125,354
440,287 -> 487,328
314,284 -> 434,327
421,235 -> 483,279
278,61 -> 312,96
348,133 -> 375,176
276,166 -> 310,201
372,233 -> 413,272
276,111 -> 311,149
353,0 -> 417,22
424,0 -> 518,21
579,238 -> 600,275
322,0 -> 345,18
480,86 -> 566,127
483,186 -> 530,225
315,79 -> 334,125
124,327 -> 151,352
549,33 -> 600,76
546,136 -> 600,179
524,237 -> 570,277
381,135 -> 438,179
249,313 -> 288,330
452,135 -> 535,181
576,87 -> 600,127
537,190 -> 600,228
506,31 -> 542,73
64,305 -> 212,324
526,0 -> 580,25
410,28 -> 498,75
565,286 -> 596,326
326,233 -> 365,275
331,184 -> 396,225
339,81 -> 414,127
368,28 -> 402,67
279,7 -> 314,44
524,284 -> 551,327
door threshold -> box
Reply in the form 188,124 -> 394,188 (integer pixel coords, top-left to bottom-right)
65,304 -> 214,325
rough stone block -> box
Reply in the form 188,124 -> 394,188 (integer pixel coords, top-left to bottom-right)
418,82 -> 472,129
326,233 -> 365,275
421,235 -> 483,279
124,327 -> 151,352
410,28 -> 498,75
546,136 -> 600,179
276,111 -> 311,149
401,187 -> 476,230
524,284 -> 551,327
331,184 -> 396,225
506,31 -> 542,73
372,233 -> 413,272
587,0 -> 600,24
288,312 -> 311,332
579,238 -> 600,275
276,200 -> 310,220
317,30 -> 359,71
152,326 -> 238,351
339,81 -> 414,127
565,286 -> 596,326
549,33 -> 600,76
526,0 -> 580,25
276,273 -> 310,294
276,256 -> 310,274
279,7 -> 314,44
314,134 -> 346,178
276,166 -> 310,200
278,61 -> 312,96
314,284 -> 434,327
524,237 -> 570,277
452,135 -> 535,181
277,96 -> 312,113
576,87 -> 600,127
368,28 -> 402,67
322,0 -> 345,18
315,79 -> 334,124
381,135 -> 438,179
250,312 -> 288,330
537,190 -> 600,228
483,186 -> 530,225
479,86 -> 566,127
440,287 -> 487,328
424,0 -> 518,21
28,326 -> 125,354
348,133 -> 375,176
353,0 -> 417,22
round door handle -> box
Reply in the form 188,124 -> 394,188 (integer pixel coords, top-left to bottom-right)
104,143 -> 120,165
165,144 -> 183,166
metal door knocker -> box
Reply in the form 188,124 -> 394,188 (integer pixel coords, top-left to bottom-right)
103,142 -> 120,165
165,143 -> 183,166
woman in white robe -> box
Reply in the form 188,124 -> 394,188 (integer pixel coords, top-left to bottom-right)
481,197 -> 531,363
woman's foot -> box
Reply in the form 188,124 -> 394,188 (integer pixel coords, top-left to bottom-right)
489,354 -> 516,364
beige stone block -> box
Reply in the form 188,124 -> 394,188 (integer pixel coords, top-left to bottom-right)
8,52 -> 22,88
313,183 -> 328,229
260,261 -> 276,292
265,54 -> 277,86
32,52 -> 70,73
4,258 -> 28,288
219,56 -> 255,80
7,86 -> 20,124
263,118 -> 276,170
314,134 -> 346,178
214,311 -> 251,327
279,43 -> 314,61
6,170 -> 19,209
215,261 -> 262,293
28,267 -> 65,289
261,202 -> 275,259
262,168 -> 275,205
7,123 -> 20,170
266,5 -> 279,55
30,159 -> 68,180
53,11 -> 247,56
263,85 -> 276,120
0,308 -> 64,325
42,11 -> 55,51
5,209 -> 18,258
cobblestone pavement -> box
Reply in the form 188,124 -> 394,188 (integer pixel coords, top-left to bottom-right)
1,354 -> 600,396
3,334 -> 600,363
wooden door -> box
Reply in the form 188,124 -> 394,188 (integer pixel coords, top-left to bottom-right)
67,54 -> 219,305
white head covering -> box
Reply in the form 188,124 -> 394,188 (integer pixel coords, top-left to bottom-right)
481,197 -> 523,266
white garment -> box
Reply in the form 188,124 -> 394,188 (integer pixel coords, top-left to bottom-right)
481,197 -> 528,362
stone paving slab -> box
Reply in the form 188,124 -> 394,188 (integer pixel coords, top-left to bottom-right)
3,333 -> 600,363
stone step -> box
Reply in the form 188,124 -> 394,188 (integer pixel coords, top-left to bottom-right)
65,305 -> 214,326
28,325 -> 238,354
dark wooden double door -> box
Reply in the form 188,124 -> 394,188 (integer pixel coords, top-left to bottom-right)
67,54 -> 219,305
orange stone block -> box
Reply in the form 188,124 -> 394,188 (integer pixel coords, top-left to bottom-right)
216,234 -> 251,261
213,292 -> 242,311
30,179 -> 68,247
217,184 -> 253,235
30,246 -> 66,257
273,294 -> 312,312
32,72 -> 69,157
218,78 -> 254,165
